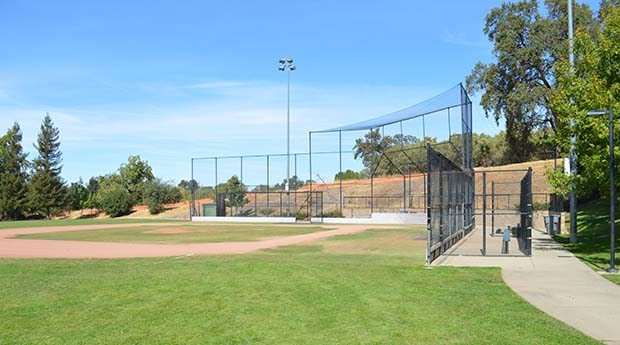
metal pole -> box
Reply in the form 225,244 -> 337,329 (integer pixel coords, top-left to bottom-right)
491,181 -> 495,237
339,130 -> 343,214
426,144 -> 432,265
482,171 -> 487,256
240,156 -> 243,185
190,158 -> 194,219
286,67 -> 291,217
609,107 -> 617,272
267,155 -> 270,214
309,133 -> 312,193
309,133 -> 313,221
215,157 -> 218,193
438,159 -> 444,254
568,0 -> 577,243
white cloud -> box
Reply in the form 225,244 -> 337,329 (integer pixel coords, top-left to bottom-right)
441,30 -> 487,48
185,81 -> 255,89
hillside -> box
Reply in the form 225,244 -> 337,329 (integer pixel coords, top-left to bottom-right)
69,159 -> 559,220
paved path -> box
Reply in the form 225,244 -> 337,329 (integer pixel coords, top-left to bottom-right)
0,223 -> 389,259
435,229 -> 620,344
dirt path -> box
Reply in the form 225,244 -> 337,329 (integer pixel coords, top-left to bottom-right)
0,223 -> 392,259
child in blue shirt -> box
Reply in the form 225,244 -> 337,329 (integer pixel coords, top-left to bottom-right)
502,227 -> 511,254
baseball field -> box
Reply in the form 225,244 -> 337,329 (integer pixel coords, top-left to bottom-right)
0,220 -> 598,344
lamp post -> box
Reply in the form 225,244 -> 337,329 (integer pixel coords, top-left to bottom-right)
586,108 -> 617,273
278,58 -> 296,217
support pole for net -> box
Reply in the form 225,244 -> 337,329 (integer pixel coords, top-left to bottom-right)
190,158 -> 194,219
309,132 -> 313,221
266,155 -> 270,214
215,157 -> 218,194
339,130 -> 343,215
482,171 -> 487,256
491,181 -> 495,237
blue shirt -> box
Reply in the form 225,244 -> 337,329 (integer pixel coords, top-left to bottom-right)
503,229 -> 511,242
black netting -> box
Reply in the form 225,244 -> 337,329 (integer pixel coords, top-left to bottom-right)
426,146 -> 474,264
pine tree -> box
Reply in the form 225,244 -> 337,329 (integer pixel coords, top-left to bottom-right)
0,122 -> 29,220
29,113 -> 67,219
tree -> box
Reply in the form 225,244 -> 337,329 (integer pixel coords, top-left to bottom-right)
273,176 -> 306,191
96,182 -> 132,217
551,2 -> 620,198
143,179 -> 183,215
220,175 -> 249,215
178,179 -> 199,201
0,123 -> 29,220
334,169 -> 365,181
118,155 -> 154,205
68,179 -> 89,214
466,0 -> 596,163
353,129 -> 395,169
29,114 -> 68,219
86,176 -> 101,211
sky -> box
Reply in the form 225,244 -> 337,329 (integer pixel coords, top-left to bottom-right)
0,0 -> 600,185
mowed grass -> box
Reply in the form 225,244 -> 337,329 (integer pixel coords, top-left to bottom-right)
0,225 -> 599,344
16,224 -> 332,243
556,199 -> 620,284
0,217 -> 180,230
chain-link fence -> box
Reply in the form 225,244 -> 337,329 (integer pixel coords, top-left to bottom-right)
426,145 -> 474,264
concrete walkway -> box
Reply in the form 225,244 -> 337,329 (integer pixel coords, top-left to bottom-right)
435,229 -> 620,345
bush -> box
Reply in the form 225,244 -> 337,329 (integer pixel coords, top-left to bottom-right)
97,184 -> 132,217
323,210 -> 344,218
143,180 -> 183,215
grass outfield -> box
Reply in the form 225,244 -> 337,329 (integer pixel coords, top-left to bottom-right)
0,225 -> 598,344
556,199 -> 620,284
16,224 -> 333,243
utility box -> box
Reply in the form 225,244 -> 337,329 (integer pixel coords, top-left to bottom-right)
202,203 -> 217,217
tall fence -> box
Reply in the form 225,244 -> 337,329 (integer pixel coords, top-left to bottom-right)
518,169 -> 533,255
426,145 -> 475,264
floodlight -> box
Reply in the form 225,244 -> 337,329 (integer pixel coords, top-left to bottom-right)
287,58 -> 293,63
278,65 -> 285,71
289,65 -> 296,71
279,58 -> 286,64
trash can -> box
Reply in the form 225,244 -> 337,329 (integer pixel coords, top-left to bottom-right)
544,216 -> 551,234
550,215 -> 560,235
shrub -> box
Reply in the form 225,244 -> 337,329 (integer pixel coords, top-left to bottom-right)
97,184 -> 132,217
143,180 -> 183,215
322,210 -> 344,218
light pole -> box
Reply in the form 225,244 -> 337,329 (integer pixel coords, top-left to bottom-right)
568,0 -> 578,243
279,58 -> 296,217
586,108 -> 617,273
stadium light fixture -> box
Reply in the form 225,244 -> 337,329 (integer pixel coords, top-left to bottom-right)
278,57 -> 296,217
586,108 -> 617,273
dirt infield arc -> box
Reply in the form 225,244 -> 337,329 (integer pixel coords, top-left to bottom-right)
0,223 -> 391,259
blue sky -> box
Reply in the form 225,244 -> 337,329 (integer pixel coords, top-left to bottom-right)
0,0 -> 600,185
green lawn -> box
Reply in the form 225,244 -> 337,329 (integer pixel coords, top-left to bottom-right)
0,217 -> 180,229
0,225 -> 598,344
556,199 -> 620,284
17,224 -> 332,243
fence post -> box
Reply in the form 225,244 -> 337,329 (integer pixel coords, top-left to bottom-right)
491,181 -> 495,237
482,171 -> 487,256
438,158 -> 444,254
425,143 -> 432,265
266,155 -> 270,214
